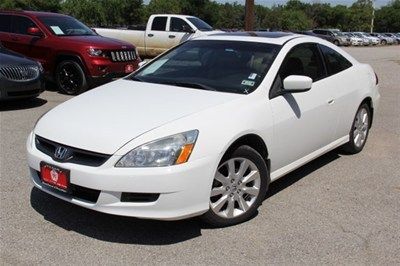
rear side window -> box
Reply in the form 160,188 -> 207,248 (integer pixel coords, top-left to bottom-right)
0,14 -> 12,33
319,45 -> 352,76
12,16 -> 37,35
151,17 -> 167,31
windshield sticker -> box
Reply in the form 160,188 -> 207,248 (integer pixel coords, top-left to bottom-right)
241,80 -> 255,86
50,26 -> 64,35
248,73 -> 257,80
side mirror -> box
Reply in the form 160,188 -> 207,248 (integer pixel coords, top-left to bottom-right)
283,75 -> 312,93
138,60 -> 149,68
27,27 -> 43,37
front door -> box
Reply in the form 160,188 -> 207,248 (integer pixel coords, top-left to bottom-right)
269,43 -> 337,172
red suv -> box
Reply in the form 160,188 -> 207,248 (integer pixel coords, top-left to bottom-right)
0,10 -> 141,95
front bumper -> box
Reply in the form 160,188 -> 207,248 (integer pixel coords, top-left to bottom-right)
26,132 -> 217,220
0,77 -> 44,100
87,57 -> 141,87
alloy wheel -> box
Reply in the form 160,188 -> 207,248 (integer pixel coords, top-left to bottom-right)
57,63 -> 83,94
210,158 -> 261,219
353,107 -> 369,148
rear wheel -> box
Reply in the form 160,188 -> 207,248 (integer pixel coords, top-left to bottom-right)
342,103 -> 371,154
333,40 -> 340,46
381,40 -> 387,45
55,60 -> 88,95
201,146 -> 269,227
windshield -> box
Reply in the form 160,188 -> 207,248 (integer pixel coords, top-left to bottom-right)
127,40 -> 281,94
38,16 -> 96,36
187,17 -> 213,31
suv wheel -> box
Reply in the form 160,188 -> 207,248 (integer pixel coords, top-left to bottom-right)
56,60 -> 88,95
333,40 -> 340,46
381,40 -> 387,45
201,146 -> 269,227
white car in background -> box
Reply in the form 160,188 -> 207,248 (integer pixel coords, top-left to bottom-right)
27,32 -> 380,227
353,32 -> 380,45
344,32 -> 363,46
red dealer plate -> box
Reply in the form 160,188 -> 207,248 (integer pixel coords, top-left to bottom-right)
40,162 -> 70,192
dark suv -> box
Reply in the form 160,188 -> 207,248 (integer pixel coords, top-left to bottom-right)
312,29 -> 350,46
0,10 -> 141,95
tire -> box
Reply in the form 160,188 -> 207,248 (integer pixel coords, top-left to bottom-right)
55,60 -> 88,95
381,40 -> 387,45
341,103 -> 371,154
333,40 -> 340,46
201,145 -> 269,227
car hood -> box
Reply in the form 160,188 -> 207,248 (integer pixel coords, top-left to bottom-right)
58,35 -> 134,49
34,79 -> 242,154
0,48 -> 37,66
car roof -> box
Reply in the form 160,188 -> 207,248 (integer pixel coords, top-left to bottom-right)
0,10 -> 68,17
195,31 -> 305,45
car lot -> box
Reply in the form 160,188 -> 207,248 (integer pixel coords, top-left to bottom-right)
0,45 -> 399,264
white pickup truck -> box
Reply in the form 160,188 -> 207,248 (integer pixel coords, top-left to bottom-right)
94,14 -> 222,58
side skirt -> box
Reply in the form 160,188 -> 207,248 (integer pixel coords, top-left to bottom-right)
270,135 -> 349,182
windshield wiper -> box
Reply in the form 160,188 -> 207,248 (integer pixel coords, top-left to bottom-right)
165,81 -> 216,91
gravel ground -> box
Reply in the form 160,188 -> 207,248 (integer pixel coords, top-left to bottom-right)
1,46 -> 399,265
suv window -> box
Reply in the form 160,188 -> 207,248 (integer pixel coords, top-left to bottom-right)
12,16 -> 37,35
313,30 -> 326,35
319,45 -> 352,76
170,18 -> 192,32
151,17 -> 167,31
0,14 -> 12,33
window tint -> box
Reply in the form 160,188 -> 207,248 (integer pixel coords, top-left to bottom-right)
170,18 -> 192,32
0,14 -> 12,33
279,43 -> 325,81
151,17 -> 167,31
12,16 -> 37,35
319,45 -> 352,75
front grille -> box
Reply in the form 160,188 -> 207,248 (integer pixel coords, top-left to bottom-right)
35,135 -> 111,167
110,50 -> 136,62
121,193 -> 160,203
0,65 -> 39,81
70,184 -> 101,203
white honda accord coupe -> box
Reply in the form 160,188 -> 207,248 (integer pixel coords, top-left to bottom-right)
27,32 -> 380,226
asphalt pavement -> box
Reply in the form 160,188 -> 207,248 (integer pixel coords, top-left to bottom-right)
0,45 -> 399,265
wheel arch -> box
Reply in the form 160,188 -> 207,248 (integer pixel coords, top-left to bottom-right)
54,54 -> 88,76
361,96 -> 374,128
220,133 -> 270,171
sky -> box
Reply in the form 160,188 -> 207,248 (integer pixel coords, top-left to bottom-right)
144,0 -> 391,8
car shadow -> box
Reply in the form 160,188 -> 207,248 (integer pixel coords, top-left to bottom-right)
30,150 -> 342,245
0,97 -> 47,112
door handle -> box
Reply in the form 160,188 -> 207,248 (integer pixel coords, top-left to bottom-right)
327,99 -> 335,105
147,33 -> 154,37
168,35 -> 176,38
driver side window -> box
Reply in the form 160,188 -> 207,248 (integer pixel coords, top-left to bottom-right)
270,43 -> 326,98
170,18 -> 192,33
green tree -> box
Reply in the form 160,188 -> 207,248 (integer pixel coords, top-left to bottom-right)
0,0 -> 62,11
375,0 -> 400,32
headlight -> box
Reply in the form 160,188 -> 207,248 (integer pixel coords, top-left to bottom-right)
88,48 -> 103,56
115,130 -> 199,167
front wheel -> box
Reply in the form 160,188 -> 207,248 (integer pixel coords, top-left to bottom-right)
342,103 -> 371,154
333,40 -> 340,46
201,145 -> 269,227
55,60 -> 88,95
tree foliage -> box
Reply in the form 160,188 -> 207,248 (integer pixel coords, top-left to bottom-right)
0,0 -> 398,32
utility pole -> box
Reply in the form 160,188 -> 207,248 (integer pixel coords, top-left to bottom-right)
245,0 -> 254,31
370,0 -> 375,33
